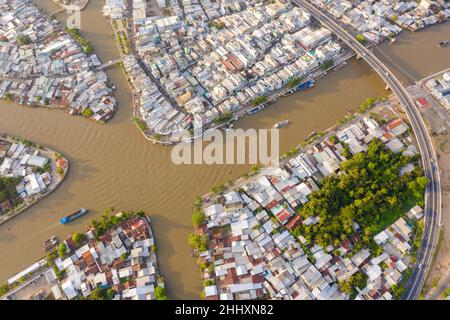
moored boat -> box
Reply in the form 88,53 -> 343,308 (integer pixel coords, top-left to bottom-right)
60,208 -> 89,225
296,79 -> 315,92
43,236 -> 59,251
247,104 -> 265,115
273,120 -> 289,129
437,40 -> 448,48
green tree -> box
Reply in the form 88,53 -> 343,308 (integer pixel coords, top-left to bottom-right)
3,93 -> 14,101
250,95 -> 267,107
58,242 -> 67,258
321,59 -> 334,70
188,234 -> 208,252
82,108 -> 93,118
0,282 -> 10,295
213,112 -> 232,125
338,279 -> 353,295
17,35 -> 32,45
298,139 -> 424,247
72,232 -> 86,245
56,166 -> 64,175
192,210 -> 205,228
287,77 -> 302,88
155,286 -> 168,300
356,34 -> 367,46
88,287 -> 105,300
106,288 -> 116,299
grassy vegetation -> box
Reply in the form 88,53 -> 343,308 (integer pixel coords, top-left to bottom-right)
213,112 -> 232,125
90,208 -> 145,240
82,108 -> 93,118
336,113 -> 357,127
155,286 -> 168,300
442,287 -> 450,299
296,139 -> 427,247
250,95 -> 268,107
56,166 -> 64,176
283,146 -> 300,158
3,92 -> 14,101
212,183 -> 226,195
208,20 -> 225,30
16,35 -> 32,46
134,117 -> 148,132
369,195 -> 417,235
338,272 -> 368,299
287,77 -> 302,88
411,219 -> 425,264
321,59 -> 334,71
0,282 -> 10,296
356,34 -> 367,46
66,28 -> 94,54
391,268 -> 412,298
192,197 -> 205,228
79,287 -> 116,300
301,131 -> 327,147
188,233 -> 208,252
358,97 -> 377,114
439,139 -> 450,154
116,30 -> 131,55
46,250 -> 66,281
0,177 -> 21,204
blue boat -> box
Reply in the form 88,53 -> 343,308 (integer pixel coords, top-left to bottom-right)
296,79 -> 315,91
248,105 -> 263,115
60,208 -> 89,225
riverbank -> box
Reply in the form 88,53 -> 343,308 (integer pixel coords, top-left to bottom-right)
0,0 -> 117,123
191,102 -> 426,300
0,134 -> 69,226
1,210 -> 166,300
108,1 -> 360,145
51,0 -> 90,11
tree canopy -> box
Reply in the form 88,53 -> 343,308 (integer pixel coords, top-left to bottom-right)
58,242 -> 67,258
298,139 -> 427,247
72,232 -> 87,245
0,177 -> 20,203
188,234 -> 208,252
155,286 -> 168,300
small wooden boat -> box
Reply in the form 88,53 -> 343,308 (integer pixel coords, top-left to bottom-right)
273,120 -> 289,129
437,40 -> 448,48
43,236 -> 59,251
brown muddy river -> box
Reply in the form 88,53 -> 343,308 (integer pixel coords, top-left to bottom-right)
0,0 -> 448,299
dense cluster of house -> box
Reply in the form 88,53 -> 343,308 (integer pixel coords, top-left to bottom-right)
197,114 -> 422,300
426,71 -> 450,112
0,0 -> 117,122
0,139 -> 57,214
310,0 -> 450,43
104,0 -> 344,138
47,215 -> 165,300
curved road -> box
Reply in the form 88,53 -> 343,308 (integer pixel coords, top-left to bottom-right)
294,0 -> 442,300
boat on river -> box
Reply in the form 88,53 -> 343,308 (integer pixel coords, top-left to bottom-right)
43,236 -> 58,251
437,40 -> 448,48
273,120 -> 289,129
60,208 -> 89,225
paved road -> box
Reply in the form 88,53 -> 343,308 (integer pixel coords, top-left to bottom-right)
294,0 -> 442,300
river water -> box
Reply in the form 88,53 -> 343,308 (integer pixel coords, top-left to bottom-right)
0,0 -> 448,299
